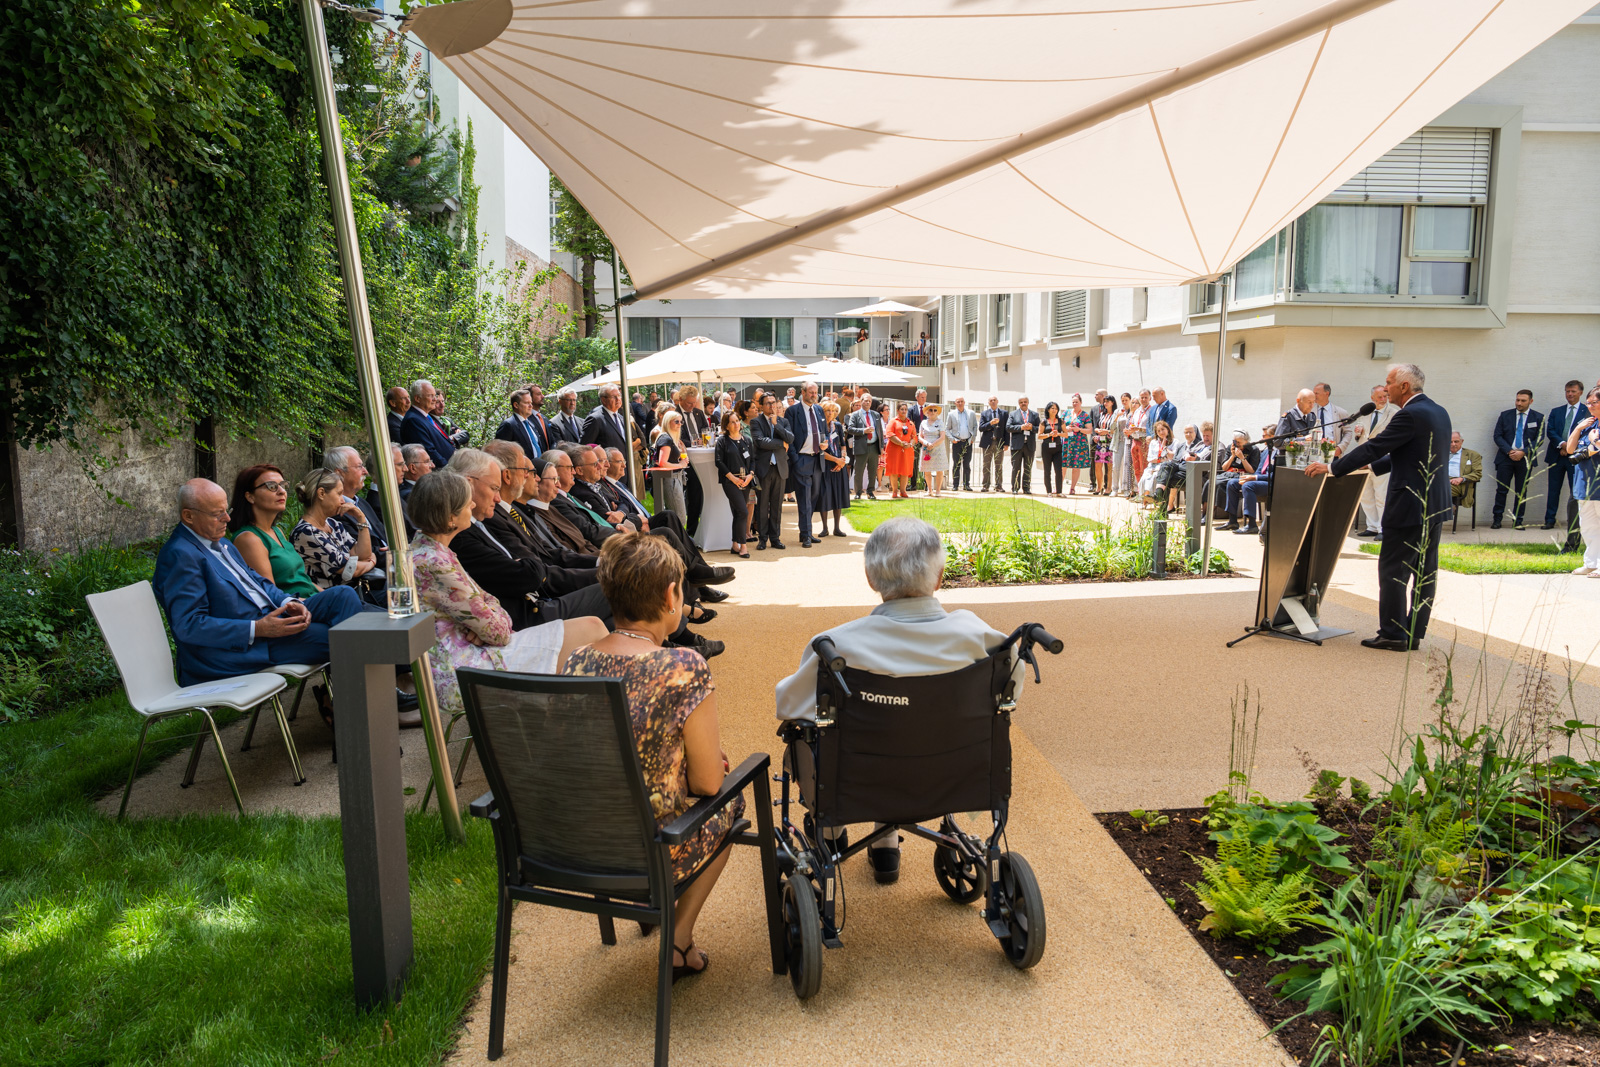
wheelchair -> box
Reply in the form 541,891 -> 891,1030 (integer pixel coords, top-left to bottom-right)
772,622 -> 1063,998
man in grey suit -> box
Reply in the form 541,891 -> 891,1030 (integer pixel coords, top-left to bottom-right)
847,397 -> 885,500
749,392 -> 794,550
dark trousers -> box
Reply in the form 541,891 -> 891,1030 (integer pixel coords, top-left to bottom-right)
1010,445 -> 1035,493
982,442 -> 1005,490
755,469 -> 783,544
721,480 -> 752,546
1545,460 -> 1579,537
1041,446 -> 1063,493
1376,522 -> 1442,643
264,586 -> 365,667
792,453 -> 820,543
951,439 -> 972,489
685,460 -> 703,537
852,447 -> 879,496
1493,452 -> 1533,524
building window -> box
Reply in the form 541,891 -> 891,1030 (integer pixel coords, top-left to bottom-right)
626,317 -> 679,353
962,296 -> 979,351
990,294 -> 1010,346
741,317 -> 793,354
1232,230 -> 1286,302
1049,290 -> 1088,342
817,317 -> 869,356
1292,204 -> 1403,295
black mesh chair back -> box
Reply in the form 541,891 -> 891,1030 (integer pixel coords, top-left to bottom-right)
809,651 -> 1013,826
459,669 -> 662,898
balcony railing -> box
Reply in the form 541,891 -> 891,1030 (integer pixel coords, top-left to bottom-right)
865,338 -> 937,367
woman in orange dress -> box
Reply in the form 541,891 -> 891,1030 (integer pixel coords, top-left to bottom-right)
883,402 -> 917,498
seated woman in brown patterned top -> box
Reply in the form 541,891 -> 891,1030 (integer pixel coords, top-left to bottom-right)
560,529 -> 741,983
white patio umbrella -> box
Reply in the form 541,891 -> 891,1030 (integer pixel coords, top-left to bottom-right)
773,358 -> 916,386
589,336 -> 804,388
831,301 -> 928,318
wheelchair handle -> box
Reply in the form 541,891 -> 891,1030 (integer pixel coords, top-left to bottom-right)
812,636 -> 845,673
1026,624 -> 1064,656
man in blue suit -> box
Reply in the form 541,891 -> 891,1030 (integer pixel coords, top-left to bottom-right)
1006,396 -> 1042,494
494,388 -> 545,463
1146,387 -> 1177,439
153,479 -> 365,685
1544,379 -> 1586,545
1491,388 -> 1543,529
1307,363 -> 1451,652
399,379 -> 457,468
385,386 -> 409,442
785,381 -> 827,546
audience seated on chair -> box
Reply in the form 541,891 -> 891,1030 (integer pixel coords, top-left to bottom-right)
227,464 -> 319,598
561,530 -> 741,980
291,468 -> 380,592
154,478 -> 365,687
774,515 -> 1022,884
408,469 -> 605,716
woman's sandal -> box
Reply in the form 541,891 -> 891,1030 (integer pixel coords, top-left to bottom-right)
313,683 -> 335,731
672,942 -> 709,983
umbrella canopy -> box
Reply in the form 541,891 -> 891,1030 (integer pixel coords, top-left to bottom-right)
773,358 -> 917,386
589,336 -> 804,387
832,301 -> 928,318
408,0 -> 1588,297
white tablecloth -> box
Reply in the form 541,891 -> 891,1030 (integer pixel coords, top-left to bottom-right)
687,448 -> 732,551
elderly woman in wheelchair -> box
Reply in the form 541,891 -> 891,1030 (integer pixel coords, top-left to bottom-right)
772,516 -> 1062,997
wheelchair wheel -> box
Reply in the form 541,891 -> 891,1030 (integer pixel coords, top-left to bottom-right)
994,852 -> 1046,970
933,845 -> 988,904
782,873 -> 823,999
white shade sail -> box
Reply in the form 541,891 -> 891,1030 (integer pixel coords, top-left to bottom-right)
589,336 -> 804,386
409,0 -> 1589,299
774,358 -> 918,385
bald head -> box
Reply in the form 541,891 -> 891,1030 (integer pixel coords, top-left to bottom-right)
1295,388 -> 1315,414
177,478 -> 229,541
386,386 -> 410,415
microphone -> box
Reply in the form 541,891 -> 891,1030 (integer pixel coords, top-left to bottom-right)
1355,402 -> 1376,418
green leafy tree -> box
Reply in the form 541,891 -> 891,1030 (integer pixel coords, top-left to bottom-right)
550,175 -> 630,338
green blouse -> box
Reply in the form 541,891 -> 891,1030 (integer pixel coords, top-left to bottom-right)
231,523 -> 319,598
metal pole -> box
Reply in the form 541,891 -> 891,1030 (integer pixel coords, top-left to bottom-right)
1201,273 -> 1230,577
610,249 -> 639,495
299,0 -> 462,842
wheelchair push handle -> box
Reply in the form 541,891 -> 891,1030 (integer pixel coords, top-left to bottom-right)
1026,624 -> 1064,656
812,636 -> 851,699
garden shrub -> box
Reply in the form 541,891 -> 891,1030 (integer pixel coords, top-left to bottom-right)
1190,835 -> 1321,942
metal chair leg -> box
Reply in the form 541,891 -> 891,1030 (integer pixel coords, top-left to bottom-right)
421,712 -> 468,813
286,676 -> 309,722
119,717 -> 156,820
201,709 -> 245,815
453,734 -> 474,787
241,703 -> 263,752
654,898 -> 675,1067
487,886 -> 513,1060
271,694 -> 305,785
181,712 -> 209,788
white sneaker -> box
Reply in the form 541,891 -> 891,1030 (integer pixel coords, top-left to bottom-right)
1574,565 -> 1595,575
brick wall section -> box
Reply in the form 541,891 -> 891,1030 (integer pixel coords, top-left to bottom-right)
506,237 -> 582,338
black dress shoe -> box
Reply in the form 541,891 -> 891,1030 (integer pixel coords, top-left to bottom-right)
1370,533 -> 1383,541
689,564 -> 736,585
688,633 -> 725,659
755,541 -> 767,551
397,688 -> 420,711
771,540 -> 787,550
687,606 -> 717,625
799,539 -> 813,547
1360,636 -> 1410,652
1542,523 -> 1557,530
1491,521 -> 1502,529
868,848 -> 901,885
1234,524 -> 1259,535
1515,523 -> 1527,531
1218,521 -> 1239,532
1358,529 -> 1380,538
698,586 -> 729,604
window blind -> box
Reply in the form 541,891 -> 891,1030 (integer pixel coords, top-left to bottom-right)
1050,289 -> 1088,340
940,295 -> 958,356
1325,127 -> 1491,205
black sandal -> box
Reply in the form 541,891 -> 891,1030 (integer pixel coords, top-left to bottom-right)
672,942 -> 709,982
312,683 -> 335,730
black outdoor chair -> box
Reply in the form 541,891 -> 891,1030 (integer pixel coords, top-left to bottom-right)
772,622 -> 1063,998
458,669 -> 784,1066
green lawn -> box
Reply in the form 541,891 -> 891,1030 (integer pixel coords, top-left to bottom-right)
1359,540 -> 1587,575
0,692 -> 498,1066
845,495 -> 1104,535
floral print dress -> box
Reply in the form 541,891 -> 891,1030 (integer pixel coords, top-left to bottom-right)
561,645 -> 743,880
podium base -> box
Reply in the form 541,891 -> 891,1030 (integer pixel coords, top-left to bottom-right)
1226,623 -> 1354,648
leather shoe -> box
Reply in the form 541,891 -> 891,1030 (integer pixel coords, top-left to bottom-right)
690,633 -> 725,659
398,708 -> 424,728
1490,521 -> 1502,529
771,541 -> 787,550
688,606 -> 717,625
698,586 -> 729,604
1370,533 -> 1383,541
1542,523 -> 1557,530
1234,524 -> 1258,535
397,688 -> 419,711
755,541 -> 767,551
1360,636 -> 1410,652
868,848 -> 901,885
689,564 -> 735,585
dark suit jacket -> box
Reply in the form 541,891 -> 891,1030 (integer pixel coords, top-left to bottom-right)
153,525 -> 293,684
516,500 -> 598,555
386,410 -> 405,442
1006,409 -> 1041,450
494,416 -> 542,462
784,402 -> 828,469
553,492 -> 618,546
681,406 -> 711,444
1492,408 -> 1544,467
571,479 -> 627,525
1546,403 -> 1584,464
400,407 -> 456,468
749,412 -> 792,480
483,508 -> 597,594
549,410 -> 586,445
336,494 -> 388,555
451,522 -> 591,630
581,405 -> 632,452
500,503 -> 598,569
632,401 -> 656,438
1332,393 -> 1452,528
977,407 -> 1007,449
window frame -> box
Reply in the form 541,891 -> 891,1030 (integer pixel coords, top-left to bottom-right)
739,317 -> 794,354
988,293 -> 1011,348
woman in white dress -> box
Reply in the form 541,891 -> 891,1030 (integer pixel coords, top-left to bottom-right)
918,402 -> 951,497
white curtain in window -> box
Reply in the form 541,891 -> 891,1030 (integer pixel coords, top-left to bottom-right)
1293,205 -> 1402,295
1233,235 -> 1278,301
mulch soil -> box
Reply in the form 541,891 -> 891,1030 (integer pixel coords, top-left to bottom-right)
1096,805 -> 1600,1066
943,572 -> 1226,588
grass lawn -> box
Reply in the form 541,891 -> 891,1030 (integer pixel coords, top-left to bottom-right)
1359,540 -> 1587,575
0,691 -> 497,1066
845,495 -> 1104,535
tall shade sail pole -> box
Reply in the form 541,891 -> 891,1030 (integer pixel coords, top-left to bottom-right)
298,0 -> 463,842
610,249 -> 639,494
1201,274 -> 1230,577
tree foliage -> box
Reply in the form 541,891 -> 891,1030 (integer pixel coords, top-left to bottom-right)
550,175 -> 629,338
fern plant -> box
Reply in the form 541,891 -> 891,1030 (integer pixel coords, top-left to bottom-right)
1189,836 -> 1321,942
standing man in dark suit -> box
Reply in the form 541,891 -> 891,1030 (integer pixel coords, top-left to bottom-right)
549,387 -> 586,445
1544,380 -> 1586,547
749,392 -> 793,550
1306,363 -> 1451,652
631,393 -> 656,441
977,396 -> 1007,493
1491,388 -> 1543,529
785,382 -> 827,547
385,386 -> 409,442
581,384 -> 634,457
1006,396 -> 1042,494
494,388 -> 544,463
846,396 -> 885,500
399,379 -> 457,468
906,389 -> 927,492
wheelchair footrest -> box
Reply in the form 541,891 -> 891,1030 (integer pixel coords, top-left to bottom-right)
822,935 -> 843,950
985,915 -> 1011,940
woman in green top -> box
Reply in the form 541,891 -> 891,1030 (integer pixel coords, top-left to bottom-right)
227,464 -> 320,597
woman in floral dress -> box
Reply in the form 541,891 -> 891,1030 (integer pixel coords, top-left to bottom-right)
406,471 -> 604,717
562,530 -> 742,982
1063,394 -> 1093,495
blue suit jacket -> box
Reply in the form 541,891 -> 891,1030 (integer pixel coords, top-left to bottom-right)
153,525 -> 291,684
1491,407 -> 1543,467
494,415 -> 542,462
400,407 -> 457,468
1546,403 -> 1584,464
785,402 -> 826,470
1147,400 -> 1177,436
1332,393 -> 1453,528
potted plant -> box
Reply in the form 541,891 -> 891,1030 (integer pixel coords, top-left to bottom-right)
1285,440 -> 1304,468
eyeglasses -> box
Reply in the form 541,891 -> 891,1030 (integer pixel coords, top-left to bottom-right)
185,507 -> 231,520
254,480 -> 288,492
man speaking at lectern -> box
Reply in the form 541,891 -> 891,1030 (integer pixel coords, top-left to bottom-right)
1304,364 -> 1451,653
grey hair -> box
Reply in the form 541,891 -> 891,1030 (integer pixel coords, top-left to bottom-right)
482,439 -> 526,469
1391,363 -> 1425,392
401,443 -> 429,466
408,379 -> 434,402
445,448 -> 502,480
176,479 -> 218,514
863,516 -> 946,601
536,453 -> 565,476
408,470 -> 471,536
598,383 -> 621,399
605,446 -> 625,460
556,386 -> 578,401
322,445 -> 360,473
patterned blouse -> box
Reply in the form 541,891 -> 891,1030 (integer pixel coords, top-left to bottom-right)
561,645 -> 742,879
410,533 -> 516,716
290,518 -> 357,589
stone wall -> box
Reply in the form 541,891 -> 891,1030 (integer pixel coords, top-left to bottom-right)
506,236 -> 582,338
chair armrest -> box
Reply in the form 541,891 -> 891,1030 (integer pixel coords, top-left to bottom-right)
660,753 -> 771,845
468,791 -> 497,819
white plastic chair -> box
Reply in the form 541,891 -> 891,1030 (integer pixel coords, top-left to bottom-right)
86,581 -> 298,817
